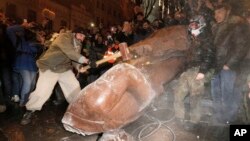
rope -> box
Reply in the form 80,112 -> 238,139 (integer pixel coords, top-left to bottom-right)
131,107 -> 176,141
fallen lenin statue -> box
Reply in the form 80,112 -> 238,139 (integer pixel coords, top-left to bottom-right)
62,25 -> 189,137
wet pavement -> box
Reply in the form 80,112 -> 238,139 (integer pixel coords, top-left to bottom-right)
0,101 -> 99,141
123,90 -> 230,141
0,82 -> 231,141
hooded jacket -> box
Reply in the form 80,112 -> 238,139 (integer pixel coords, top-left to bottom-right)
187,26 -> 215,74
37,32 -> 84,73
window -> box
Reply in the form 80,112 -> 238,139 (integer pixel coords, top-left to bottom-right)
5,3 -> 17,19
96,1 -> 100,8
113,10 -> 117,17
60,20 -> 67,27
74,24 -> 79,29
108,9 -> 111,15
101,3 -> 104,11
27,9 -> 37,22
96,17 -> 100,25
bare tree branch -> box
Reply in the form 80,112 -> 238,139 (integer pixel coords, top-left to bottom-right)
144,0 -> 156,18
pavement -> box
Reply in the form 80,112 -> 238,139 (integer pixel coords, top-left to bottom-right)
0,81 -> 231,141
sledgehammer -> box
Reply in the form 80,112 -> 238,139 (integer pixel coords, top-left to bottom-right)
79,42 -> 131,73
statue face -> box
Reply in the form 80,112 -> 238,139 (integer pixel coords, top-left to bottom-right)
214,7 -> 229,23
122,21 -> 132,33
246,17 -> 250,24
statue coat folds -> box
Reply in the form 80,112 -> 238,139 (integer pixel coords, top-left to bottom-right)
62,25 -> 190,135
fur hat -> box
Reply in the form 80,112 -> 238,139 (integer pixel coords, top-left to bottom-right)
42,8 -> 56,20
72,27 -> 86,35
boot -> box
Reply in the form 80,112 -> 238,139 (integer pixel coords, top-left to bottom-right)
20,110 -> 35,125
53,84 -> 65,106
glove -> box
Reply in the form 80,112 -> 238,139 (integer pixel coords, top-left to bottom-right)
89,61 -> 97,68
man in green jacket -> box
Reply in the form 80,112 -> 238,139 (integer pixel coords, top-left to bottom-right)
21,27 -> 89,125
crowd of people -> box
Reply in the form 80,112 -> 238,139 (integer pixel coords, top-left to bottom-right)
0,0 -> 249,131
0,5 -> 165,124
174,0 -> 250,130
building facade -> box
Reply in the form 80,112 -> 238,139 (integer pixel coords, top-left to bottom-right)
0,0 -> 134,31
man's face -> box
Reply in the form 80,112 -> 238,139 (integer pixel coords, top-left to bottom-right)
97,36 -> 103,43
246,17 -> 250,24
122,22 -> 131,33
75,33 -> 85,42
189,22 -> 199,30
36,31 -> 45,43
137,15 -> 144,21
143,22 -> 150,29
214,7 -> 229,23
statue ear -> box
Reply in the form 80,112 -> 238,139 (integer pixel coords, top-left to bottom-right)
136,45 -> 153,56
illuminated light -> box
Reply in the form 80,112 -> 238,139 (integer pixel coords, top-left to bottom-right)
104,51 -> 116,63
90,22 -> 95,27
96,95 -> 105,105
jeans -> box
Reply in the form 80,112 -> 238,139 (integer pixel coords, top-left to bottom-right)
12,70 -> 22,97
19,70 -> 37,106
211,70 -> 241,123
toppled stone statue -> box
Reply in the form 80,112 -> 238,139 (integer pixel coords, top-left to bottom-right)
62,25 -> 189,136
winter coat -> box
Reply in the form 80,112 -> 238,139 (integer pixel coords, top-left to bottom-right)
187,28 -> 215,74
37,32 -> 83,73
212,15 -> 250,72
6,25 -> 42,72
116,32 -> 134,46
0,22 -> 15,67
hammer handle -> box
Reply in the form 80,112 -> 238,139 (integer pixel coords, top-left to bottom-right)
79,52 -> 122,73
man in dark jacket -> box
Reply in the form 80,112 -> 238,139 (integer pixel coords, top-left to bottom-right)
236,10 -> 250,123
117,21 -> 134,46
211,4 -> 250,124
246,11 -> 250,111
174,14 -> 215,129
21,27 -> 89,125
0,13 -> 15,104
